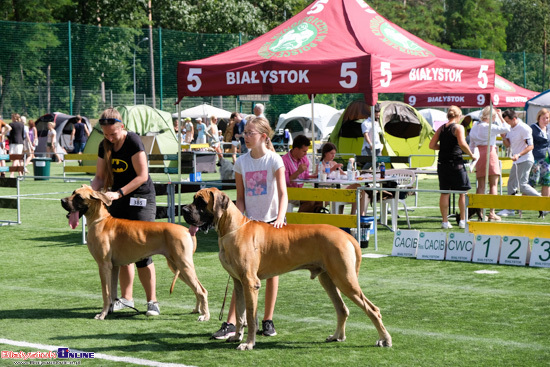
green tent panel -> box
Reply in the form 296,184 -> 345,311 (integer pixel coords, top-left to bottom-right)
83,105 -> 179,169
329,100 -> 436,168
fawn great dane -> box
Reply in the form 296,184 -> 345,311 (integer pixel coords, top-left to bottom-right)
182,187 -> 391,350
61,184 -> 209,321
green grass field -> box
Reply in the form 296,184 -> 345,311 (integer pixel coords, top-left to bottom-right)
1,163 -> 549,366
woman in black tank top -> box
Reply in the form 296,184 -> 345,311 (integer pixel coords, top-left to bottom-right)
429,106 -> 477,230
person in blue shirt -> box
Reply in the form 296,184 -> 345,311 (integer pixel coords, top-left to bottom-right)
529,108 -> 550,200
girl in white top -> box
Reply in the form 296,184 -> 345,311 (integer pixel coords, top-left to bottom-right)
468,106 -> 510,221
212,116 -> 287,339
207,115 -> 223,162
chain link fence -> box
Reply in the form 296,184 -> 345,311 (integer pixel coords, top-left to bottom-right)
0,20 -> 548,123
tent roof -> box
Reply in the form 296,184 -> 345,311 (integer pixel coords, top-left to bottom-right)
525,89 -> 550,124
173,103 -> 232,119
177,0 -> 494,105
404,74 -> 538,108
275,103 -> 342,138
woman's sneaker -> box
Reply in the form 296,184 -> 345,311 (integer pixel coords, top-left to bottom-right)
145,301 -> 160,316
441,222 -> 453,229
261,320 -> 277,337
211,322 -> 236,340
112,297 -> 134,311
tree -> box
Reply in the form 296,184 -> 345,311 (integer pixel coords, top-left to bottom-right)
444,0 -> 507,51
152,0 -> 309,36
0,0 -> 68,116
370,0 -> 448,48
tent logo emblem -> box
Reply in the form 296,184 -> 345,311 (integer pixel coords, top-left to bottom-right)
495,77 -> 515,92
258,17 -> 327,59
371,16 -> 434,57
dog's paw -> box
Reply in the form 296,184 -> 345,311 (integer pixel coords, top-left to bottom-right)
375,338 -> 392,347
197,314 -> 210,322
94,313 -> 106,320
236,342 -> 255,351
326,334 -> 346,342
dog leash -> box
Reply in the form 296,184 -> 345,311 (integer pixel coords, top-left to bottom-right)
219,275 -> 231,321
218,219 -> 251,241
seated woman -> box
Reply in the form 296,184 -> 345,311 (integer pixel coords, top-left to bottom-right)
318,142 -> 368,216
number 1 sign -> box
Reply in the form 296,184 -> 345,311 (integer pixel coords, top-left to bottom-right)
472,235 -> 501,264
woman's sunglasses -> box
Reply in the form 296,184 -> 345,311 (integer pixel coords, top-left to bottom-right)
99,118 -> 122,125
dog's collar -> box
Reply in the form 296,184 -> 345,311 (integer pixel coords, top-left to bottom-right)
218,219 -> 251,241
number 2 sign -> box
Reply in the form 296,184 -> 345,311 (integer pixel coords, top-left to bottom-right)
500,236 -> 529,266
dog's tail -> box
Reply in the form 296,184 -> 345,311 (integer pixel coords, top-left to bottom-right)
170,270 -> 180,294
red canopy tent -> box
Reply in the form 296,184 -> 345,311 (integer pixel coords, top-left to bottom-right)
177,0 -> 495,105
404,74 -> 538,108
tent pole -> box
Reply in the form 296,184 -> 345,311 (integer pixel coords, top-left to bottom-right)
484,101 -> 493,201
311,95 -> 316,170
177,102 -> 182,223
371,104 -> 378,251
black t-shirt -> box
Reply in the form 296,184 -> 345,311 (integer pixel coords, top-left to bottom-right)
98,131 -> 154,199
73,122 -> 87,143
9,122 -> 25,144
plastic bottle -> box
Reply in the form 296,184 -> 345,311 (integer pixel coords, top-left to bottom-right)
318,161 -> 325,178
325,161 -> 331,176
380,161 -> 386,178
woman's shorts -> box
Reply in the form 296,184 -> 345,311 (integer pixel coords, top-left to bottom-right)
9,144 -> 23,154
529,158 -> 550,187
438,161 -> 471,191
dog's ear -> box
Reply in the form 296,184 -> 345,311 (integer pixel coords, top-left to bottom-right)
89,190 -> 113,206
210,188 -> 230,213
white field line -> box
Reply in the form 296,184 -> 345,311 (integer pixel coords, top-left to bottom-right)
0,338 -> 196,367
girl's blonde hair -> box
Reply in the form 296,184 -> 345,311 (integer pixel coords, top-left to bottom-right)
47,121 -> 55,128
247,117 -> 275,151
447,105 -> 462,120
480,106 -> 496,122
536,108 -> 549,124
99,107 -> 123,191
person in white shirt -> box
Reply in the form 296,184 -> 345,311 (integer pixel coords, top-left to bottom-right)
360,104 -> 383,169
469,106 -> 510,221
499,110 -> 540,217
211,116 -> 287,340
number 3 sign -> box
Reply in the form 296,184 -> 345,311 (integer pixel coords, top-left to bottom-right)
529,238 -> 550,268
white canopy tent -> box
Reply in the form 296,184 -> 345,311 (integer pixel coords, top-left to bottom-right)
418,108 -> 448,131
172,103 -> 232,120
275,103 -> 343,140
525,89 -> 550,125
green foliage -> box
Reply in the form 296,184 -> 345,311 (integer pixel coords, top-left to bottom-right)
445,0 -> 507,51
504,0 -> 550,53
370,0 -> 448,48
